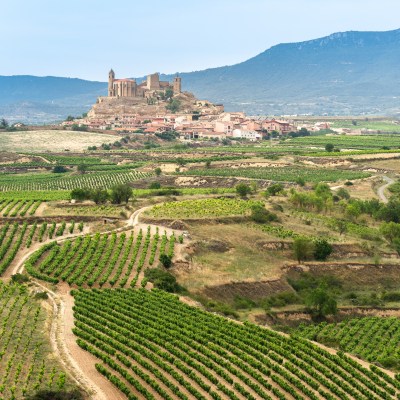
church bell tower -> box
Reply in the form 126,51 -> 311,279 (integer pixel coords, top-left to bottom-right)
108,69 -> 115,97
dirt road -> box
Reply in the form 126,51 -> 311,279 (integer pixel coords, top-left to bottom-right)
377,176 -> 395,203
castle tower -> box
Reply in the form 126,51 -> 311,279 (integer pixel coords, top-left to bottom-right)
173,75 -> 182,94
108,69 -> 115,97
147,73 -> 160,90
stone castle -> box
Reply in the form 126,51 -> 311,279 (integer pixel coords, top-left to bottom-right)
108,69 -> 181,98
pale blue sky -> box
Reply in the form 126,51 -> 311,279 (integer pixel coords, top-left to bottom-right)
1,0 -> 399,81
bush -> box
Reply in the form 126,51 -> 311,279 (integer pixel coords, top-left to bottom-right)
144,268 -> 182,293
149,182 -> 161,189
233,296 -> 256,310
250,204 -> 278,223
34,291 -> 49,300
159,254 -> 172,269
293,237 -> 315,263
265,183 -> 284,196
26,390 -> 84,400
53,165 -> 68,173
381,291 -> 400,302
313,239 -> 333,261
236,183 -> 251,197
11,273 -> 29,284
111,184 -> 132,204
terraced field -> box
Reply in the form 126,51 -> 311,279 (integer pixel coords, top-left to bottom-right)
0,170 -> 152,192
0,283 -> 70,399
0,199 -> 42,217
73,288 -> 400,400
0,221 -> 83,276
295,317 -> 400,367
147,198 -> 263,219
179,167 -> 371,183
25,227 -> 176,288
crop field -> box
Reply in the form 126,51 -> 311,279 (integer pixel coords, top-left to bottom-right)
0,170 -> 151,192
147,198 -> 263,219
43,204 -> 128,218
72,288 -> 400,400
0,130 -> 117,152
330,120 -> 400,132
179,167 -> 371,183
285,135 -> 400,150
295,317 -> 400,368
25,227 -> 176,288
0,199 -> 42,217
0,283 -> 70,399
0,221 -> 83,276
0,191 -> 71,201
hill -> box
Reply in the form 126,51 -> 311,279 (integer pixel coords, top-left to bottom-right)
1,28 -> 400,123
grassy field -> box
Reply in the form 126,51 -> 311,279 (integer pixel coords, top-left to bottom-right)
0,130 -> 117,152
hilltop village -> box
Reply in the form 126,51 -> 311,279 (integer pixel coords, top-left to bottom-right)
64,69 -> 309,140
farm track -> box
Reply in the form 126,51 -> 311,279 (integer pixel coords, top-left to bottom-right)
377,176 -> 395,203
6,205 -> 181,399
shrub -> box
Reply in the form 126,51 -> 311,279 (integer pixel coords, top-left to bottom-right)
235,183 -> 251,197
293,237 -> 315,263
313,239 -> 333,261
250,204 -> 278,223
11,273 -> 29,284
144,268 -> 182,293
53,165 -> 68,173
159,254 -> 172,269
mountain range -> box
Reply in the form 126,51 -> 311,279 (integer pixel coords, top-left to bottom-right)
1,28 -> 400,123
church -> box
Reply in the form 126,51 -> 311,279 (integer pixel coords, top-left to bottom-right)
108,69 -> 181,98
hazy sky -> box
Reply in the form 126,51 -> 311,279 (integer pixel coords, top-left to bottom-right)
1,0 -> 399,81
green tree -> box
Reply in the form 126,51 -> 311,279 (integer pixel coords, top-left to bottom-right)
77,164 -> 87,174
166,99 -> 181,113
90,189 -> 109,204
380,221 -> 400,243
313,239 -> 333,261
334,219 -> 348,235
52,165 -> 67,173
155,167 -> 162,176
293,237 -> 315,263
0,118 -> 9,128
325,143 -> 334,152
159,254 -> 172,269
165,88 -> 174,99
265,183 -> 284,196
111,184 -> 133,204
236,183 -> 251,197
149,182 -> 161,189
336,188 -> 350,200
306,285 -> 337,318
250,204 -> 278,223
71,188 -> 91,201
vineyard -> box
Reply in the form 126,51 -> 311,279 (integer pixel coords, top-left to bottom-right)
147,198 -> 264,219
0,199 -> 42,217
179,167 -> 371,183
285,135 -> 400,150
0,283 -> 69,399
0,221 -> 83,276
25,227 -> 176,288
72,288 -> 400,400
0,170 -> 152,192
295,317 -> 400,369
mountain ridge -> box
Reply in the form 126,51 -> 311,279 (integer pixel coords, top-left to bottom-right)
1,28 -> 400,123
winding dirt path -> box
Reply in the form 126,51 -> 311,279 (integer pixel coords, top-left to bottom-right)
7,205 -> 169,399
377,175 -> 395,203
